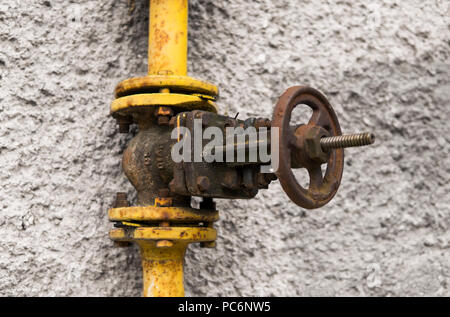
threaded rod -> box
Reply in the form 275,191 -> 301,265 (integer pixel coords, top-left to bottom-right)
320,132 -> 375,150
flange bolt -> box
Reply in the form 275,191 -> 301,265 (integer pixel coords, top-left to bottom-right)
114,192 -> 129,208
114,115 -> 133,134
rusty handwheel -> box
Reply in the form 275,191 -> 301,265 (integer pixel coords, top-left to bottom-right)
272,86 -> 344,209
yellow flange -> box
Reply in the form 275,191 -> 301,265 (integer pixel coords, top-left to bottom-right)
111,0 -> 219,116
110,93 -> 218,114
115,76 -> 218,98
109,206 -> 219,223
110,226 -> 216,242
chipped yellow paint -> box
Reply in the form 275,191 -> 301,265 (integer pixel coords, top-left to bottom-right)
110,0 -> 219,115
154,197 -> 172,207
108,206 -> 219,223
115,75 -> 218,98
148,0 -> 188,76
110,93 -> 218,114
109,224 -> 217,297
110,226 -> 217,243
138,241 -> 187,297
121,221 -> 141,227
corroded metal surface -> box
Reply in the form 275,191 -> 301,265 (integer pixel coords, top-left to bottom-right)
169,110 -> 277,199
121,120 -> 182,207
272,86 -> 344,209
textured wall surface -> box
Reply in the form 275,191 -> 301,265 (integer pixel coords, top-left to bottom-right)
0,0 -> 449,296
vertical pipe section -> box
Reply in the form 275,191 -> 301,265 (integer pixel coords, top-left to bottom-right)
148,0 -> 188,76
138,241 -> 187,297
143,0 -> 189,298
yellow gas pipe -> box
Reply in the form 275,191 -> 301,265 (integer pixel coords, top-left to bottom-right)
148,0 -> 188,76
109,0 -> 219,297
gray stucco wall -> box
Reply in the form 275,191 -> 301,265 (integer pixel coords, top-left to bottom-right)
0,0 -> 449,296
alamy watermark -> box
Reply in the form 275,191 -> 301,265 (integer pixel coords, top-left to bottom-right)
170,119 -> 279,173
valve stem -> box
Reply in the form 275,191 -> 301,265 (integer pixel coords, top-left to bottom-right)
320,132 -> 375,150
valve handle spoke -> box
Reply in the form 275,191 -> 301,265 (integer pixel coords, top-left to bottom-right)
307,164 -> 323,191
309,106 -> 330,128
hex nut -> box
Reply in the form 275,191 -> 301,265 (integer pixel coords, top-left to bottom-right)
155,106 -> 173,126
196,176 -> 210,192
304,126 -> 331,164
158,188 -> 170,198
157,116 -> 170,126
156,240 -> 173,248
114,115 -> 133,134
221,171 -> 239,190
114,192 -> 129,208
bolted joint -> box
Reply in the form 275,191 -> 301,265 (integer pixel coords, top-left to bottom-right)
154,188 -> 173,207
156,221 -> 173,248
114,115 -> 133,134
155,106 -> 173,126
114,192 -> 129,208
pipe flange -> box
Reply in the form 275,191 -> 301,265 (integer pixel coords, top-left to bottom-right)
110,226 -> 217,244
108,206 -> 219,223
115,75 -> 219,98
110,93 -> 218,115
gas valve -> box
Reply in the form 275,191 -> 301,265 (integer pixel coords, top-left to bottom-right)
166,86 -> 374,209
108,0 -> 375,297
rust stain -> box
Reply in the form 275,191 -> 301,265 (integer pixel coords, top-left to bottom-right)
153,26 -> 169,51
175,31 -> 184,45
